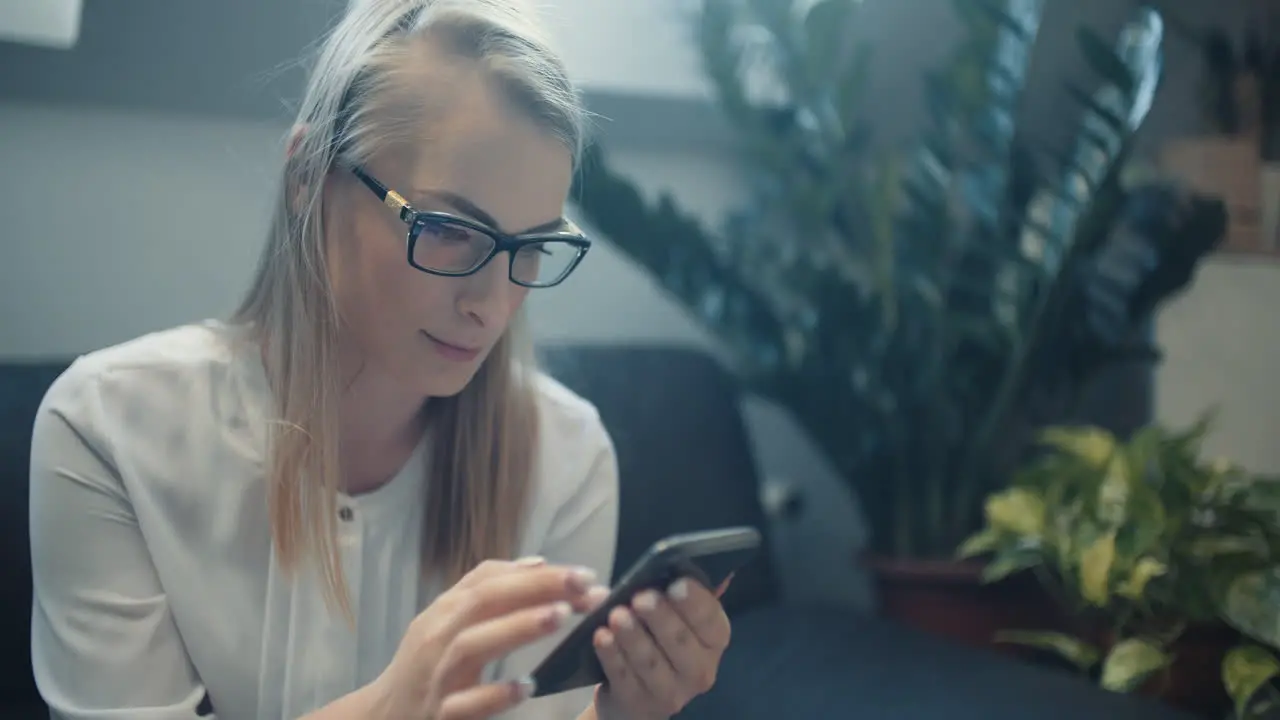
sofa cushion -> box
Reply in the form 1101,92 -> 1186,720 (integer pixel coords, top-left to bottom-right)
0,360 -> 71,709
680,605 -> 1195,720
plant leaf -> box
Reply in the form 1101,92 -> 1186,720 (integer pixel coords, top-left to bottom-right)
1064,83 -> 1127,133
957,527 -> 1002,559
995,630 -> 1100,671
1223,570 -> 1280,648
804,0 -> 856,86
1116,556 -> 1167,601
1100,638 -> 1170,692
982,546 -> 1040,583
835,44 -> 872,133
1076,27 -> 1136,97
1040,426 -> 1117,468
984,487 -> 1047,537
961,0 -> 1037,39
1114,480 -> 1166,563
1223,644 -> 1280,718
1190,535 -> 1268,560
1096,452 -> 1132,526
1080,530 -> 1117,606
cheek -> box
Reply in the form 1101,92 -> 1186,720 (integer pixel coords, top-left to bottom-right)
507,286 -> 531,318
338,218 -> 434,326
373,252 -> 453,326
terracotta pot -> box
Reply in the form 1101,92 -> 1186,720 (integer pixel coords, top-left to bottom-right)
862,554 -> 1237,718
862,555 -> 1066,659
1117,624 -> 1236,719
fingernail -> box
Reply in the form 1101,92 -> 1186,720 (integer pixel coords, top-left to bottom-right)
586,585 -> 610,606
568,566 -> 597,592
633,590 -> 658,613
614,609 -> 635,631
668,579 -> 690,601
515,556 -> 546,567
513,676 -> 537,700
715,572 -> 736,598
545,602 -> 572,628
597,629 -> 615,648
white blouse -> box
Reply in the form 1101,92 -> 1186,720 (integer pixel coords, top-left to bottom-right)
29,320 -> 619,720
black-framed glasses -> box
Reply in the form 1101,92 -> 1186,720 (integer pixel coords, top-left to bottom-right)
349,166 -> 591,288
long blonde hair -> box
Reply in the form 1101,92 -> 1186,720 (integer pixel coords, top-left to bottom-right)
232,0 -> 586,616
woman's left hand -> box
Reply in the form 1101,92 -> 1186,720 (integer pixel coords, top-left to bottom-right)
590,575 -> 733,720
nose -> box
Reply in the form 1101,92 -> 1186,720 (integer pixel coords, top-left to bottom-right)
455,253 -> 515,326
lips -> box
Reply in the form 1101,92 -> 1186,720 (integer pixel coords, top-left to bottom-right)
421,331 -> 482,362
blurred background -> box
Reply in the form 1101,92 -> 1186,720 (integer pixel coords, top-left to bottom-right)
3,1 -> 1280,719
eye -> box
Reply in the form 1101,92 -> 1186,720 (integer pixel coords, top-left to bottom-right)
420,219 -> 472,243
514,242 -> 553,259
510,241 -> 582,286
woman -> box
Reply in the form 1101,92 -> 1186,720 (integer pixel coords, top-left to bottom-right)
27,1 -> 732,718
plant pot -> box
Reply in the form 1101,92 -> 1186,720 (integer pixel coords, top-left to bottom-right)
863,555 -> 1236,718
1130,624 -> 1236,719
1038,624 -> 1238,719
861,554 -> 1066,659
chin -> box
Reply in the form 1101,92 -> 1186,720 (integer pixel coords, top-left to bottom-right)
421,378 -> 472,398
413,359 -> 486,399
412,373 -> 471,399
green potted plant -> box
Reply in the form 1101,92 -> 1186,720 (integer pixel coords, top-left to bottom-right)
570,0 -> 1227,643
960,415 -> 1280,717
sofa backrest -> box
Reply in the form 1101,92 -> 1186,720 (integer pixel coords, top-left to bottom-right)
539,344 -> 779,614
0,360 -> 71,707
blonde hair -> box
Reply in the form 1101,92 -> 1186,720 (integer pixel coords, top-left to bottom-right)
232,0 -> 586,616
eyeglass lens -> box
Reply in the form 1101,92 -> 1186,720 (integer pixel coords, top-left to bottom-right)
413,217 -> 579,286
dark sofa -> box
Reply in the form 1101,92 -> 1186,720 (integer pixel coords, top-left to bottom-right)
0,347 -> 1193,719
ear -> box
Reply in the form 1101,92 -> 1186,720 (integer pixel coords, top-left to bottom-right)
285,124 -> 311,215
285,124 -> 309,160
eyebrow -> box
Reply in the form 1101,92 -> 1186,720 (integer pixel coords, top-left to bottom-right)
416,189 -> 568,235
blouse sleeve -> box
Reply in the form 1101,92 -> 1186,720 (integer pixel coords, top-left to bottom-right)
496,412 -> 620,719
537,421 -> 620,596
29,361 -> 213,719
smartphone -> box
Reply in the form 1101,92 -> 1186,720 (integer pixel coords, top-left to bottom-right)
527,526 -> 762,698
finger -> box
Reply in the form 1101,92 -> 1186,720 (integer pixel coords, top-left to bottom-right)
438,677 -> 537,720
457,564 -> 602,624
573,584 -> 611,615
631,590 -> 704,680
608,605 -> 680,703
439,601 -> 574,691
667,578 -> 731,650
454,556 -> 546,590
594,627 -> 645,705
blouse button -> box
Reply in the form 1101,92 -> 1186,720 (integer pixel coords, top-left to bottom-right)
338,506 -> 355,522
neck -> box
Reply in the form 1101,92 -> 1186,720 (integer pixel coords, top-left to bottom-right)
338,354 -> 427,496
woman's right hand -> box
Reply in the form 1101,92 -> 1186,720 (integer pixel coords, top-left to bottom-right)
370,557 -> 607,720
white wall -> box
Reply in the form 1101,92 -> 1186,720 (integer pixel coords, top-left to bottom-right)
1155,257 -> 1280,473
0,0 -> 81,49
540,0 -> 709,100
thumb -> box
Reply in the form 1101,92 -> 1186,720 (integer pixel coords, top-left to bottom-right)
714,572 -> 735,599
285,124 -> 309,160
